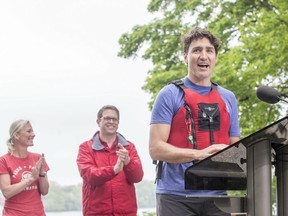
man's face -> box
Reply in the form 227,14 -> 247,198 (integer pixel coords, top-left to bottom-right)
184,37 -> 217,85
97,109 -> 119,136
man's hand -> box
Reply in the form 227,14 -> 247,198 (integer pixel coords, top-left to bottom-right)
116,143 -> 130,166
113,157 -> 124,175
196,144 -> 229,161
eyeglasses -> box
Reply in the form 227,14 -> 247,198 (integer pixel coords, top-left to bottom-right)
101,116 -> 119,123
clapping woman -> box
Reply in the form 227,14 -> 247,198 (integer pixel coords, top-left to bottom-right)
0,120 -> 49,216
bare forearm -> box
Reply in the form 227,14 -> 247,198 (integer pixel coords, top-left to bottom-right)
150,140 -> 229,163
2,179 -> 33,199
149,140 -> 198,163
149,124 -> 228,163
38,174 -> 49,195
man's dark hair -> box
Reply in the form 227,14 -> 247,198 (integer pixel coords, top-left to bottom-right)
182,27 -> 221,55
97,105 -> 120,120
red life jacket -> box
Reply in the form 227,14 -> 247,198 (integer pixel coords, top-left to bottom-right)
154,80 -> 231,181
167,80 -> 231,150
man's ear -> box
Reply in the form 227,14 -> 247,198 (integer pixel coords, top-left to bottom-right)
183,53 -> 188,65
96,119 -> 100,125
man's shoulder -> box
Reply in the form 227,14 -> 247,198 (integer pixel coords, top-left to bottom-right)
79,139 -> 93,147
216,85 -> 236,96
158,80 -> 184,98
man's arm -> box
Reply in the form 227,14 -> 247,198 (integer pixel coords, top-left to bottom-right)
149,124 -> 228,163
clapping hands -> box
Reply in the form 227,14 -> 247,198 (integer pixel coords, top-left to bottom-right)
30,154 -> 46,181
113,144 -> 130,175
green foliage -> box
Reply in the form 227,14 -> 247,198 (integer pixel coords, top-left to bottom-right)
43,181 -> 82,212
42,180 -> 156,212
136,179 -> 156,208
118,0 -> 288,137
141,212 -> 156,216
272,173 -> 277,204
117,3 -> 287,210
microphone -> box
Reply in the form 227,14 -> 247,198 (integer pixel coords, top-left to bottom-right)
256,86 -> 288,104
257,86 -> 280,104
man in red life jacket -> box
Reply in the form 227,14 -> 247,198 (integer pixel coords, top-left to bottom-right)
149,27 -> 240,216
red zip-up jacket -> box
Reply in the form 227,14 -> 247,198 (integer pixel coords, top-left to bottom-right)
76,132 -> 144,216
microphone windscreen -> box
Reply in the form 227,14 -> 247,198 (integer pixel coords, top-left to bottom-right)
256,86 -> 280,104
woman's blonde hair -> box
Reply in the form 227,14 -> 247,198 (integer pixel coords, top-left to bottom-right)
7,120 -> 30,154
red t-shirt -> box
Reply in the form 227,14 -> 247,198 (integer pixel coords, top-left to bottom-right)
0,152 -> 49,216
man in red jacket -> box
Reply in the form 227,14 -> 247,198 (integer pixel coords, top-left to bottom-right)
76,105 -> 144,216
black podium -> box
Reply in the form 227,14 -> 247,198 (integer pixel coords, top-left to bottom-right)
185,116 -> 288,216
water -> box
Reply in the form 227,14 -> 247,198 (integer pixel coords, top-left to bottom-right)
46,212 -> 81,216
46,208 -> 156,216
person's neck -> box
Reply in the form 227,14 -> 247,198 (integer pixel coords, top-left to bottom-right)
12,148 -> 28,158
99,133 -> 117,148
187,75 -> 211,86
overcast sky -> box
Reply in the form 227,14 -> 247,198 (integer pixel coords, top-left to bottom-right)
0,0 -> 156,185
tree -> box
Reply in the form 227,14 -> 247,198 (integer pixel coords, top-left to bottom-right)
135,179 -> 156,208
43,181 -> 82,211
118,0 -> 288,137
41,180 -> 156,212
